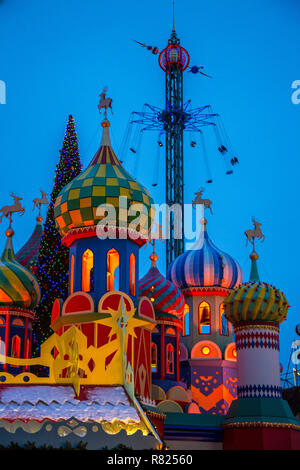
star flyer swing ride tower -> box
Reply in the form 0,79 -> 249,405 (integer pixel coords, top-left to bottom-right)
132,5 -> 238,270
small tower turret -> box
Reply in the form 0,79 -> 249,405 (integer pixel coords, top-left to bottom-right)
223,219 -> 300,450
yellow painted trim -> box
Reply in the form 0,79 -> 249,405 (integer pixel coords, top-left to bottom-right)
252,283 -> 266,320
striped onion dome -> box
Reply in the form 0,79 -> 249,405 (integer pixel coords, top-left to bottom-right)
224,253 -> 289,325
16,216 -> 43,273
167,220 -> 242,290
224,281 -> 289,325
139,249 -> 185,317
54,119 -> 155,239
0,229 -> 41,310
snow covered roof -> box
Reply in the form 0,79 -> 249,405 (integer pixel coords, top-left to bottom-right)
0,385 -> 141,424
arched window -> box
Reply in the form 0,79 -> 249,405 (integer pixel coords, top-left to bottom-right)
198,301 -> 211,334
70,255 -> 75,294
151,343 -> 157,373
183,304 -> 190,336
0,316 -> 5,326
220,303 -> 229,336
82,249 -> 94,292
11,335 -> 21,359
129,253 -> 136,296
166,344 -> 174,374
107,249 -> 120,291
12,318 -> 24,327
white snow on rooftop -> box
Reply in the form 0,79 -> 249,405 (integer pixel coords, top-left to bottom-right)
0,385 -> 140,423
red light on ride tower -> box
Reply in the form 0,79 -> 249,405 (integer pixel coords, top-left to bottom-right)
159,44 -> 190,72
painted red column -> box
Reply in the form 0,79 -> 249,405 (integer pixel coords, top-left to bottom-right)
176,326 -> 180,381
3,313 -> 10,372
160,324 -> 165,380
23,317 -> 28,372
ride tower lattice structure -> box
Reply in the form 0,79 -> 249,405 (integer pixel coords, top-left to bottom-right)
160,29 -> 188,268
131,15 -> 239,271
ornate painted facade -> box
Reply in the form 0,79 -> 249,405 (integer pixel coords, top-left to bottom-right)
0,102 -> 299,450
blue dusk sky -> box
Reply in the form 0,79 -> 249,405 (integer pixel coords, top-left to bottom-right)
0,0 -> 299,371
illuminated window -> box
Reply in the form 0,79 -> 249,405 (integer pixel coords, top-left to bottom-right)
151,343 -> 157,373
0,338 -> 4,355
70,255 -> 75,294
11,335 -> 21,359
166,344 -> 174,374
183,304 -> 190,336
107,249 -> 120,291
220,303 -> 229,336
0,317 -> 5,326
82,249 -> 94,292
129,253 -> 136,296
12,318 -> 24,327
198,301 -> 211,334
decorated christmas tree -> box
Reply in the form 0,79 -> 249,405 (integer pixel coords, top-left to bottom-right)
33,115 -> 82,355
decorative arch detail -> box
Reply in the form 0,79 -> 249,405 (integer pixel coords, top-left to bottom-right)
151,384 -> 166,401
157,400 -> 183,413
191,340 -> 222,359
98,291 -> 134,314
11,318 -> 25,327
224,342 -> 237,361
179,343 -> 188,361
62,292 -> 94,315
166,386 -> 191,403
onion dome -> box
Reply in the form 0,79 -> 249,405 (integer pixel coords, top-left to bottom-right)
0,229 -> 41,309
224,281 -> 289,325
54,119 -> 154,241
16,216 -> 43,273
139,245 -> 185,317
167,219 -> 242,290
224,251 -> 289,325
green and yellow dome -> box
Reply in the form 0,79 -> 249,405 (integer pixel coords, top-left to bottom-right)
54,119 -> 155,242
224,253 -> 289,326
0,229 -> 41,310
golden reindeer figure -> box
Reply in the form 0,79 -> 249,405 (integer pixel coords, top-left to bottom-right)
33,190 -> 49,216
245,217 -> 265,250
192,188 -> 213,214
98,88 -> 113,118
0,193 -> 25,225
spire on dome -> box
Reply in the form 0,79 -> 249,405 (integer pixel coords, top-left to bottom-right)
249,251 -> 260,282
172,0 -> 176,34
149,239 -> 159,267
1,227 -> 15,262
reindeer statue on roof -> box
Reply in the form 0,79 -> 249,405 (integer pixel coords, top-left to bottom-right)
0,193 -> 25,226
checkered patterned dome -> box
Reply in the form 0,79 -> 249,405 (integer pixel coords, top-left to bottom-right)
54,120 -> 154,239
